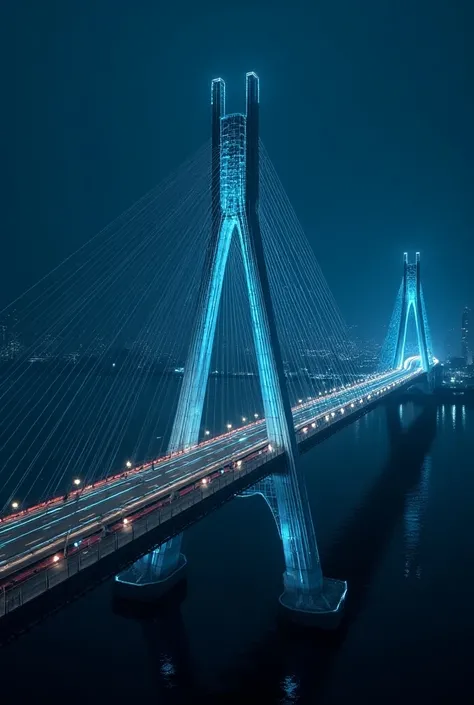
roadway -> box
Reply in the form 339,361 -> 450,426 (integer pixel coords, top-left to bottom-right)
0,366 -> 421,581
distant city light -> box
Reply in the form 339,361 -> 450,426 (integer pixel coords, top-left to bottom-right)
126,461 -> 132,468
11,501 -> 19,510
254,413 -> 259,419
242,416 -> 247,422
226,423 -> 232,429
73,478 -> 81,486
112,363 -> 116,367
204,430 -> 210,436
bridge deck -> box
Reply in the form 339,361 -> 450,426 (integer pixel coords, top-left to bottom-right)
0,367 -> 422,619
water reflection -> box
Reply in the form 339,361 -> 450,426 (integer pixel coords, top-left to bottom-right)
326,403 -> 436,611
112,594 -> 194,702
5,400 -> 469,705
354,417 -> 360,442
214,402 -> 438,703
160,653 -> 176,680
404,455 -> 432,579
281,674 -> 300,703
451,404 -> 456,430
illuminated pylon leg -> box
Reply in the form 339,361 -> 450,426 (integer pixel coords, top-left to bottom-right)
113,78 -> 227,601
394,253 -> 431,371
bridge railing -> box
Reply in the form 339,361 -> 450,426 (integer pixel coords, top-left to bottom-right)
0,447 -> 283,620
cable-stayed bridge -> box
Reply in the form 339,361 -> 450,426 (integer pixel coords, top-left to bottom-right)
0,73 -> 436,630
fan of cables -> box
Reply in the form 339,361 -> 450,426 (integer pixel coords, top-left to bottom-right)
0,140 -> 362,511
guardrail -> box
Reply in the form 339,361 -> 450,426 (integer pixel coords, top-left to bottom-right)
0,448 -> 283,619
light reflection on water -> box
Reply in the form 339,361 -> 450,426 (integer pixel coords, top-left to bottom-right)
404,455 -> 432,580
281,674 -> 300,703
353,417 -> 360,442
2,399 -> 474,704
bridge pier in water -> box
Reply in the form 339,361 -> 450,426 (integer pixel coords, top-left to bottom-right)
115,73 -> 347,627
114,535 -> 186,602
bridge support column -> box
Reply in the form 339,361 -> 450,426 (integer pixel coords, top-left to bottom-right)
240,471 -> 347,628
273,472 -> 347,628
114,535 -> 186,602
236,73 -> 346,628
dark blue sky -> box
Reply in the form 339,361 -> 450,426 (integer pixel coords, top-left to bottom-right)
1,0 -> 473,351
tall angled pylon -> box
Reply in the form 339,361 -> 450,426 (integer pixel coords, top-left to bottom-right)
393,253 -> 432,371
166,73 -> 347,626
116,74 -> 347,625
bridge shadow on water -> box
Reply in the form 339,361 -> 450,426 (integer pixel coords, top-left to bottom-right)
200,401 -> 437,703
324,401 -> 436,617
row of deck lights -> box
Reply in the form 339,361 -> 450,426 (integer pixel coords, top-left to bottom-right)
203,412 -> 260,438
206,376 -> 404,440
10,476 -> 84,513
203,378 -> 406,440
299,381 -> 406,434
9,452 -> 155,517
10,379 -> 408,515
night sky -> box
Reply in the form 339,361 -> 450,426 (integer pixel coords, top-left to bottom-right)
2,0 -> 473,352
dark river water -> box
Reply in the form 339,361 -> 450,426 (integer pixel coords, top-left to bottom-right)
1,397 -> 473,704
